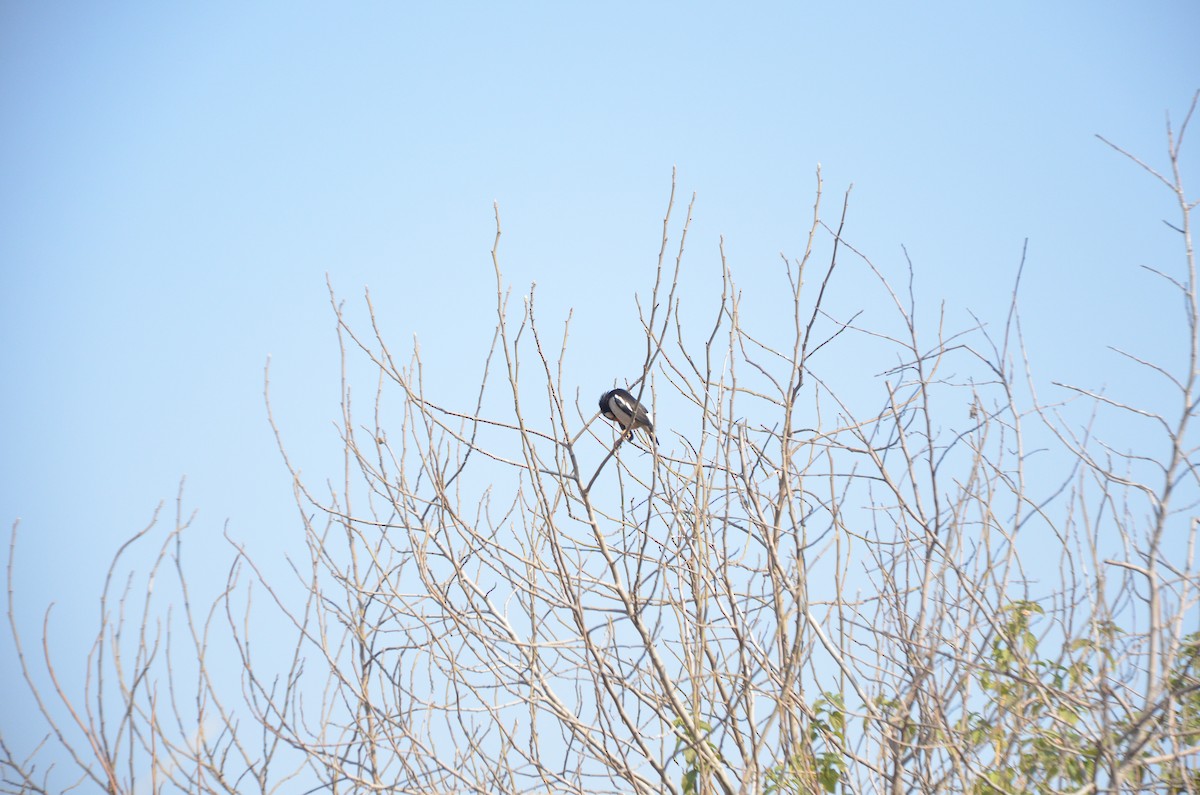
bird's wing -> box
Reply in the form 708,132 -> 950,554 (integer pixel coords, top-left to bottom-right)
619,389 -> 654,429
607,390 -> 637,425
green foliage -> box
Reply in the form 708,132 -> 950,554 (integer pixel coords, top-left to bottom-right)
684,583 -> 1197,794
1163,632 -> 1200,793
764,693 -> 847,795
762,754 -> 815,795
811,693 -> 848,793
674,718 -> 721,795
967,607 -> 1200,793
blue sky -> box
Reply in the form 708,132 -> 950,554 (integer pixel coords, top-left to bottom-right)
1,0 -> 1198,769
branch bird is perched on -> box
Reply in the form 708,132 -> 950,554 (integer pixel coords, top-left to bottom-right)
599,388 -> 659,446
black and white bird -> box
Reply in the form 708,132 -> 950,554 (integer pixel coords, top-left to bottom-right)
599,388 -> 659,446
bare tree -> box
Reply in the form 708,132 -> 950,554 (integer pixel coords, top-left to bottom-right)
5,97 -> 1199,795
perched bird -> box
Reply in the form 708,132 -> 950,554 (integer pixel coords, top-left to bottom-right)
599,388 -> 659,446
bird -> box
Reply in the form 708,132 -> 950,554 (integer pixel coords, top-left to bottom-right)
599,388 -> 659,446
